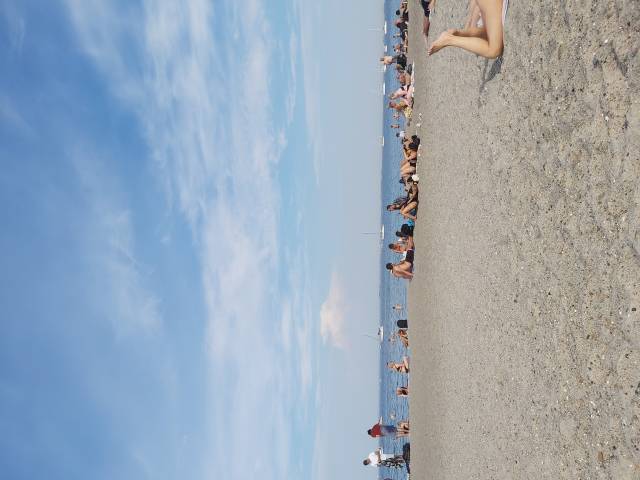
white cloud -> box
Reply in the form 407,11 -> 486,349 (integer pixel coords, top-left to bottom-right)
319,271 -> 348,349
63,0 -> 313,478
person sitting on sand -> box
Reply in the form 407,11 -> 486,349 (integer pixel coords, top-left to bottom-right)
387,196 -> 417,220
398,177 -> 419,220
395,235 -> 415,250
387,257 -> 414,279
397,386 -> 409,397
428,0 -> 504,59
397,328 -> 409,347
396,3 -> 409,22
388,356 -> 410,373
388,100 -> 412,121
397,223 -> 414,238
391,328 -> 410,348
397,72 -> 411,85
390,235 -> 415,253
380,53 -> 408,70
390,85 -> 413,101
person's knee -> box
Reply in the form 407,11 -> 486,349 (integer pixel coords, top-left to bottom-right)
486,44 -> 503,59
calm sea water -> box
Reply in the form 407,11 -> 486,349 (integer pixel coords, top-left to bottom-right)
377,1 -> 412,478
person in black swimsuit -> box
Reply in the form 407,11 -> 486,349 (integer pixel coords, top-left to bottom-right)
420,0 -> 437,37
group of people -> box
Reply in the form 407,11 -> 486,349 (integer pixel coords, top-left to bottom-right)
362,0 -> 509,473
381,2 -> 415,123
386,134 -> 420,281
384,4 -> 420,284
363,315 -> 412,470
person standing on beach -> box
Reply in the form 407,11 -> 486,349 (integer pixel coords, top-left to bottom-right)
428,0 -> 504,59
420,0 -> 437,37
368,418 -> 410,438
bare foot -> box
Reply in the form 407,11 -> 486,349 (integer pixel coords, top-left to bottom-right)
428,31 -> 453,55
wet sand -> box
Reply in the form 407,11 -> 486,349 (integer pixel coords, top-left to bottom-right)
406,1 -> 640,478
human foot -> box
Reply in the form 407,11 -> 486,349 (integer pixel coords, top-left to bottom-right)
427,31 -> 453,55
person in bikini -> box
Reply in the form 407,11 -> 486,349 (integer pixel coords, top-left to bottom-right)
388,356 -> 410,373
428,0 -> 504,59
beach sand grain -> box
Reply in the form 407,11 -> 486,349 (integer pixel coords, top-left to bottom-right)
406,1 -> 640,478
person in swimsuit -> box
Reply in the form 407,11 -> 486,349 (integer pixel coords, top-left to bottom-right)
388,356 -> 410,373
397,386 -> 409,396
398,328 -> 409,345
388,99 -> 411,112
428,0 -> 504,59
420,0 -> 437,37
392,328 -> 409,348
390,85 -> 413,100
386,259 -> 413,279
389,240 -> 413,254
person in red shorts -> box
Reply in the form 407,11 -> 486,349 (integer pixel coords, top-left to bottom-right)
368,417 -> 410,438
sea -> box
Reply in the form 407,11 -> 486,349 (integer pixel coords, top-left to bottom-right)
377,1 -> 412,478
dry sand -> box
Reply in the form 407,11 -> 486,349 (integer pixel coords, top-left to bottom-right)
406,1 -> 640,478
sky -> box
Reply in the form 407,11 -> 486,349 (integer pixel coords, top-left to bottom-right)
0,0 -> 384,479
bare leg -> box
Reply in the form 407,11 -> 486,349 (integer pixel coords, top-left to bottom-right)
422,16 -> 430,36
466,3 -> 482,29
465,0 -> 476,27
428,0 -> 503,58
452,25 -> 488,39
400,201 -> 418,215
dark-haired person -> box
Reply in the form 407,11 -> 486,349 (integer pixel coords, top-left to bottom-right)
387,258 -> 413,279
397,386 -> 409,396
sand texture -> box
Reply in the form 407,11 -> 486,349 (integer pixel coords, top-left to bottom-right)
406,0 -> 640,478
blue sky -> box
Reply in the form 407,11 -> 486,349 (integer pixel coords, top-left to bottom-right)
0,0 -> 384,478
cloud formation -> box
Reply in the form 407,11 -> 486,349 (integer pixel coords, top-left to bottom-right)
320,272 -> 348,349
63,0 -> 313,478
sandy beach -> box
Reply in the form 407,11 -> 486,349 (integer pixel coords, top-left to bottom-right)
407,1 -> 640,478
